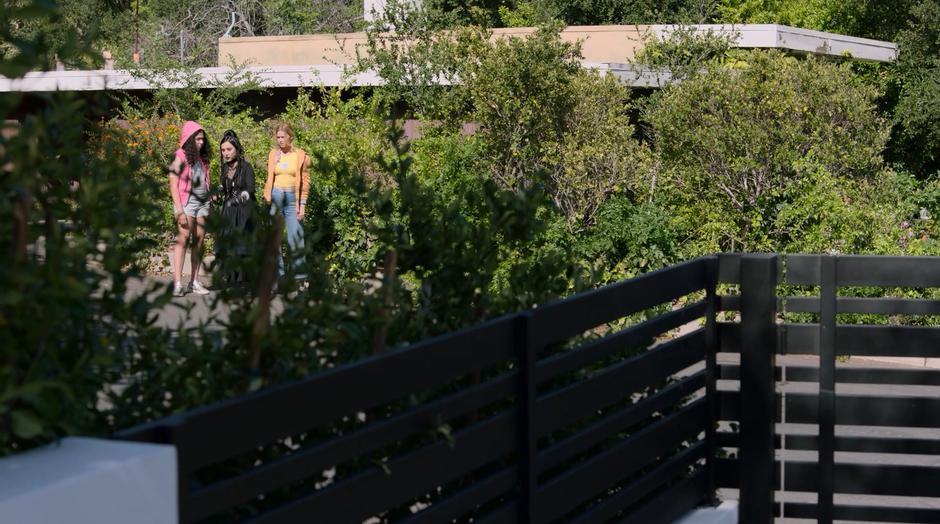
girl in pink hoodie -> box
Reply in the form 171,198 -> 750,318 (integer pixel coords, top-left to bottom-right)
168,121 -> 212,297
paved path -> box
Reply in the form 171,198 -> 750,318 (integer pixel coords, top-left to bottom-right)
716,353 -> 940,523
125,275 -> 284,331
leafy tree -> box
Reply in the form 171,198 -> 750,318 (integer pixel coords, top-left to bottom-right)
259,0 -> 362,34
717,0 -> 857,32
893,0 -> 940,176
0,0 -> 104,72
644,50 -> 890,252
546,72 -> 652,224
457,24 -> 582,191
363,8 -> 652,225
716,0 -> 919,41
0,0 -> 175,454
497,0 -> 719,27
632,24 -> 738,83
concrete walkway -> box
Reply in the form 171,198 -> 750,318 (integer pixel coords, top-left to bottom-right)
716,353 -> 940,523
125,274 -> 284,331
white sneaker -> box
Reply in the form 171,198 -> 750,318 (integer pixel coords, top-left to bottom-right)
173,281 -> 185,297
188,281 -> 211,295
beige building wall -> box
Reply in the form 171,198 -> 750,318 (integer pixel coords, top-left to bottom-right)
218,25 -> 652,67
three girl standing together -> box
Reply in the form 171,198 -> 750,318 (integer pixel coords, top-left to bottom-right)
168,120 -> 310,296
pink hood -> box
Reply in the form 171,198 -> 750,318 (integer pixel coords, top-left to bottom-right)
174,121 -> 209,209
179,120 -> 204,147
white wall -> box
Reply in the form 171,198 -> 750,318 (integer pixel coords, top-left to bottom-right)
0,437 -> 177,524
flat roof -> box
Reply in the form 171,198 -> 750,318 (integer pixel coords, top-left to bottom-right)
653,24 -> 898,62
0,63 -> 673,92
0,24 -> 897,93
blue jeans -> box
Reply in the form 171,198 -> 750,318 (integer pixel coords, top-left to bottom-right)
270,188 -> 305,277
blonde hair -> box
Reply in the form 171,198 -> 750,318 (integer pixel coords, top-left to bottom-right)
274,122 -> 294,139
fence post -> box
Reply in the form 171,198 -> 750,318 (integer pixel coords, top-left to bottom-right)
704,255 -> 720,505
516,311 -> 536,524
818,255 -> 837,524
739,254 -> 778,524
113,415 -> 188,523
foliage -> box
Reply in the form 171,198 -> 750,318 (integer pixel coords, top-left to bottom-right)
893,0 -> 940,176
121,59 -> 266,119
3,0 -> 363,69
575,196 -> 680,283
260,0 -> 361,35
0,0 -> 96,75
496,0 -> 720,27
633,24 -> 738,83
0,0 -> 172,453
546,72 -> 652,224
10,0 -> 940,463
457,23 -> 581,191
717,0 -> 859,32
644,50 -> 890,252
363,10 -> 651,225
358,0 -> 486,124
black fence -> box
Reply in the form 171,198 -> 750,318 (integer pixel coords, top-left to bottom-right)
117,257 -> 720,524
716,253 -> 940,524
118,253 -> 940,523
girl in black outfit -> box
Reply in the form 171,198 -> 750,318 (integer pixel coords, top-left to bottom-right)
217,129 -> 255,285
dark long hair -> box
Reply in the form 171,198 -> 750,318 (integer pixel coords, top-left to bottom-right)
220,129 -> 244,164
183,130 -> 210,167
220,129 -> 254,195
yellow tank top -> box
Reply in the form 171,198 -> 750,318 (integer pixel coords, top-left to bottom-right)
273,151 -> 297,189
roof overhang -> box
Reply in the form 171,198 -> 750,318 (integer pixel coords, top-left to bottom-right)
0,63 -> 675,92
654,24 -> 898,62
0,24 -> 897,94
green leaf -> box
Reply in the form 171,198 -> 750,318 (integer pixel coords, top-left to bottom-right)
11,410 -> 44,439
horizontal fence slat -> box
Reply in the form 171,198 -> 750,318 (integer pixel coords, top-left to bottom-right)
719,363 -> 940,385
567,442 -> 707,524
786,254 -> 821,285
537,371 -> 705,475
838,324 -> 940,357
786,460 -> 940,497
720,391 -> 940,428
716,458 -> 940,497
718,432 -> 940,455
187,372 -> 517,521
535,330 -> 705,437
719,295 -> 741,312
118,316 -> 516,472
717,253 -> 782,284
783,502 -> 940,523
715,457 -> 738,489
784,323 -> 819,355
788,255 -> 940,287
471,502 -> 518,524
786,393 -> 940,428
398,467 -> 516,524
530,258 -> 708,347
784,296 -> 940,315
837,255 -> 940,287
620,470 -> 708,524
719,323 -> 940,357
244,411 -> 517,524
533,400 -> 708,522
534,300 -> 707,383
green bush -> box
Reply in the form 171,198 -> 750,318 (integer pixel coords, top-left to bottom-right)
644,50 -> 890,253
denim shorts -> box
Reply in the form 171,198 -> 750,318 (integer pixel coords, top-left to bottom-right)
184,192 -> 210,218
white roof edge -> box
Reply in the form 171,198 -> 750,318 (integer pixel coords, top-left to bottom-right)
582,62 -> 673,87
652,23 -> 897,61
0,22 -> 898,93
0,63 -> 675,92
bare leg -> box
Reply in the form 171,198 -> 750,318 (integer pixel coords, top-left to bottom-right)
173,219 -> 190,284
189,215 -> 206,284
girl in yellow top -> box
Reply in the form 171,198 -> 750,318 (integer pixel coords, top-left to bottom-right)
263,122 -> 311,279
